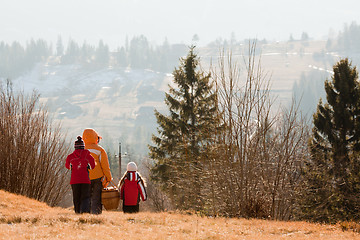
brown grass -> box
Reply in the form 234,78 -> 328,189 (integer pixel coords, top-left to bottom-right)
0,190 -> 359,240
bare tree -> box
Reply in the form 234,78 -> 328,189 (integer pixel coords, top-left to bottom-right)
206,43 -> 309,220
0,81 -> 70,206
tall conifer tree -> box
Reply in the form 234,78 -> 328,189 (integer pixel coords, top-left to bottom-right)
300,58 -> 360,222
149,46 -> 218,210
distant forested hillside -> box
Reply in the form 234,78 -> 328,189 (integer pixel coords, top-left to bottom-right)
0,35 -> 188,80
292,22 -> 360,117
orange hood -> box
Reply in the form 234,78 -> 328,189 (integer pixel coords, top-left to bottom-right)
82,128 -> 102,145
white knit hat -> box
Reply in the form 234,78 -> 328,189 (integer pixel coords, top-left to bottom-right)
127,162 -> 137,171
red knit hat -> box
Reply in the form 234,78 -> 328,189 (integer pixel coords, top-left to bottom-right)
74,136 -> 85,149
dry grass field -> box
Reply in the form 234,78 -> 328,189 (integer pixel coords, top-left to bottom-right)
0,190 -> 359,240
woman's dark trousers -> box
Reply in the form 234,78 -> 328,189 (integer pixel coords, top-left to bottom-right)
71,184 -> 91,214
90,177 -> 103,214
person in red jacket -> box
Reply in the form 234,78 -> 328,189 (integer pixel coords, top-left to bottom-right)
119,162 -> 147,213
65,136 -> 95,214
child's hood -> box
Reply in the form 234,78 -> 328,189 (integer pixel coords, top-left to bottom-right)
127,171 -> 139,182
72,149 -> 88,157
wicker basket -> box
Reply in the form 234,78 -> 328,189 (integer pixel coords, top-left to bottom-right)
101,181 -> 120,210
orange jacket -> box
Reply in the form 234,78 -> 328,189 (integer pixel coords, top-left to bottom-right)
82,128 -> 112,182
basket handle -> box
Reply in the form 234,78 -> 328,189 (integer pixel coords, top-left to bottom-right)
104,180 -> 119,191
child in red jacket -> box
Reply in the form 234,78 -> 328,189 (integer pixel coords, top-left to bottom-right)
65,136 -> 95,214
119,162 -> 147,213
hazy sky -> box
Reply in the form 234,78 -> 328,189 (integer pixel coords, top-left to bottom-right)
1,0 -> 360,50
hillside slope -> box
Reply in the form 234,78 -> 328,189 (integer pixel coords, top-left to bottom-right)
13,65 -> 170,156
9,40 -> 339,159
0,190 -> 359,240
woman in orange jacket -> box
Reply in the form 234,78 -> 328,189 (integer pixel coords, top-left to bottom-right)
82,128 -> 113,214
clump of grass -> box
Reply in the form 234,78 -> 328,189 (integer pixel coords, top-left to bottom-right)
31,217 -> 40,224
2,216 -> 22,224
0,215 -> 41,225
78,217 -> 104,224
78,218 -> 87,224
0,217 -> 7,223
340,221 -> 360,233
46,219 -> 56,226
58,216 -> 70,223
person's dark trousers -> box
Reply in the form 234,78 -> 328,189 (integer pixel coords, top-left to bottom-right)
90,177 -> 103,214
123,204 -> 139,213
71,184 -> 91,214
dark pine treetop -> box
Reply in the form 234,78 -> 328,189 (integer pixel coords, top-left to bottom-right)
300,58 -> 360,222
312,58 -> 360,170
149,46 -> 219,210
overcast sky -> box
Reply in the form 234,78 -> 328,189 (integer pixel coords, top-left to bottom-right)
1,0 -> 360,50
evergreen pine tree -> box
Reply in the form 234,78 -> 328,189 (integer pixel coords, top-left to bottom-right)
129,35 -> 149,69
149,46 -> 219,210
95,40 -> 109,67
80,41 -> 95,65
116,46 -> 127,67
62,39 -> 80,64
56,35 -> 64,57
300,58 -> 360,222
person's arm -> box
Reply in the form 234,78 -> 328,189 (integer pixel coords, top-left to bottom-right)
120,181 -> 125,200
86,151 -> 96,169
65,155 -> 71,170
137,177 -> 147,201
100,148 -> 112,182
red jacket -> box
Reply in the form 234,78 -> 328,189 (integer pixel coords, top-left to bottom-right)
120,171 -> 147,206
65,149 -> 95,184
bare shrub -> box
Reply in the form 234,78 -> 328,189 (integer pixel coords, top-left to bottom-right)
141,159 -> 173,212
145,179 -> 172,212
0,80 -> 70,206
